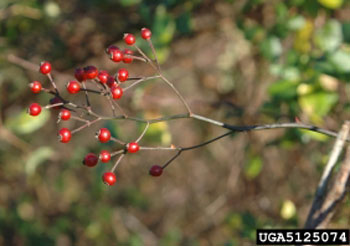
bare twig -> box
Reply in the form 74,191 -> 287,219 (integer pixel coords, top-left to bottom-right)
304,121 -> 350,229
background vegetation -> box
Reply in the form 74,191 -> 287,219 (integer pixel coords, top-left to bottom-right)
0,0 -> 350,245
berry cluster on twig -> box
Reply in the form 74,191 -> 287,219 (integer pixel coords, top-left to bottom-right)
27,28 -> 347,186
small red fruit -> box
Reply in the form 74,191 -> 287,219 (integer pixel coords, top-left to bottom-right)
117,68 -> 129,82
110,49 -> 123,62
28,103 -> 41,116
124,33 -> 136,45
49,97 -> 63,110
127,142 -> 139,153
84,66 -> 98,79
99,150 -> 111,163
106,45 -> 119,55
29,81 -> 42,93
141,28 -> 152,40
107,76 -> 117,88
123,48 -> 133,63
59,109 -> 71,121
102,172 -> 116,186
97,71 -> 109,84
97,128 -> 111,143
66,80 -> 81,94
149,165 -> 163,177
74,68 -> 86,82
39,61 -> 51,75
58,128 -> 71,143
83,153 -> 99,167
111,85 -> 123,99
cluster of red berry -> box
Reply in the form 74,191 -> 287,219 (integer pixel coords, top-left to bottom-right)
27,28 -> 163,186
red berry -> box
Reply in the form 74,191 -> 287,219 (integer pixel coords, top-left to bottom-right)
99,150 -> 111,163
28,103 -> 41,116
74,68 -> 86,82
106,76 -> 117,88
49,97 -> 63,110
97,128 -> 111,143
97,70 -> 109,84
111,85 -> 123,99
59,109 -> 71,121
141,28 -> 152,40
117,68 -> 129,82
110,49 -> 124,62
123,48 -> 133,63
102,172 -> 116,186
84,66 -> 98,79
83,153 -> 98,167
58,128 -> 71,143
66,80 -> 81,94
106,45 -> 119,55
124,33 -> 136,45
127,142 -> 139,153
39,61 -> 51,74
149,165 -> 163,177
29,81 -> 42,93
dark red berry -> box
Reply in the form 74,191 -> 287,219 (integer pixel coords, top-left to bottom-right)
59,109 -> 71,121
117,68 -> 129,82
29,81 -> 42,93
111,85 -> 123,99
49,97 -> 63,110
97,71 -> 109,84
97,128 -> 111,143
99,150 -> 111,163
74,68 -> 86,82
58,128 -> 71,143
123,48 -> 133,63
106,76 -> 117,88
66,80 -> 81,94
124,33 -> 136,45
28,103 -> 41,116
149,165 -> 163,177
84,66 -> 98,79
39,61 -> 51,74
83,153 -> 98,167
141,28 -> 152,40
127,142 -> 139,153
102,172 -> 116,186
110,49 -> 124,62
106,45 -> 119,55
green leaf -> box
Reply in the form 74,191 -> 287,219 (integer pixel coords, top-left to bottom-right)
260,36 -> 282,60
298,92 -> 338,118
119,0 -> 141,7
152,5 -> 176,46
318,0 -> 343,9
26,147 -> 54,175
314,19 -> 342,52
328,49 -> 350,73
244,156 -> 263,180
288,15 -> 306,31
268,80 -> 298,100
5,109 -> 50,134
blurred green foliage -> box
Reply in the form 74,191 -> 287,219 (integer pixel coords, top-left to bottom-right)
1,0 -> 350,245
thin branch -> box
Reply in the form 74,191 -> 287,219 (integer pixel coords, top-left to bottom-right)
136,122 -> 149,143
111,154 -> 125,173
304,121 -> 350,229
71,118 -> 101,135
